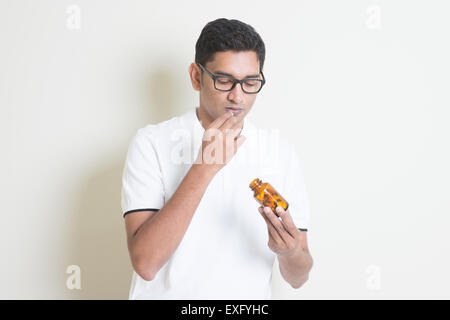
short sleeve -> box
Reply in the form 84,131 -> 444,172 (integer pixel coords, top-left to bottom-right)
121,129 -> 165,218
283,144 -> 311,231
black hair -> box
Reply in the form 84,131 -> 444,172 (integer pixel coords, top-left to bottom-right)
195,18 -> 266,71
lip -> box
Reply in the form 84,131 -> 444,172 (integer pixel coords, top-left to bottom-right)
226,107 -> 243,115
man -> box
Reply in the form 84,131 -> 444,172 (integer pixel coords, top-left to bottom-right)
121,18 -> 313,299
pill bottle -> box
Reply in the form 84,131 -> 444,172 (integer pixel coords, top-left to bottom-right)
249,178 -> 289,217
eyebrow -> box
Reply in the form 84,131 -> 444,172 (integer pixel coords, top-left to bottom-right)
213,70 -> 261,79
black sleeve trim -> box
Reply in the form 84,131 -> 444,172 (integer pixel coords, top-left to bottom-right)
123,208 -> 160,218
298,228 -> 308,232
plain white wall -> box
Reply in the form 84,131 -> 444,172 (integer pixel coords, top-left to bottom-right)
1,0 -> 449,299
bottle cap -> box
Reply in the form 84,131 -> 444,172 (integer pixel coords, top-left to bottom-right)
249,178 -> 262,190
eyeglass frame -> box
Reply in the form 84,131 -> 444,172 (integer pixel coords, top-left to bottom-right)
197,62 -> 266,94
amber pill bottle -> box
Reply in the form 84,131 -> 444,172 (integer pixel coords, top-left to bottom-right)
249,178 -> 289,217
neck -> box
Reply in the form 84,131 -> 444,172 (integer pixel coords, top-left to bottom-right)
195,107 -> 211,130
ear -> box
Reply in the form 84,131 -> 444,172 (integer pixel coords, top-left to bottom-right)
188,62 -> 202,91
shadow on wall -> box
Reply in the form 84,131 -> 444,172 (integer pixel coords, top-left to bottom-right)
145,63 -> 187,124
68,161 -> 132,299
68,65 -> 181,299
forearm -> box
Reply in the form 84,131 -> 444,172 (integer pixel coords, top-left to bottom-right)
130,163 -> 216,279
278,247 -> 313,289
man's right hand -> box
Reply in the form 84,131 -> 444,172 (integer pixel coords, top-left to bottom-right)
194,110 -> 247,175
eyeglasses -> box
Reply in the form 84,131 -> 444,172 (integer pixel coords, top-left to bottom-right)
197,63 -> 266,94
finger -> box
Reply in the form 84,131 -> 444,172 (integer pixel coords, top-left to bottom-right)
224,125 -> 244,141
263,206 -> 294,242
223,114 -> 244,149
209,110 -> 234,129
258,206 -> 286,246
221,112 -> 244,131
223,134 -> 246,163
231,118 -> 245,137
267,222 -> 285,248
276,206 -> 300,238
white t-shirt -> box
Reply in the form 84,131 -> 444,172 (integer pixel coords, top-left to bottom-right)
121,107 -> 311,299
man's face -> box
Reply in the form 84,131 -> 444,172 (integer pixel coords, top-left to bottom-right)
191,50 -> 262,126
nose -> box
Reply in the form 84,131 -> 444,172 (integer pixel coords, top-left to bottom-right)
227,82 -> 244,104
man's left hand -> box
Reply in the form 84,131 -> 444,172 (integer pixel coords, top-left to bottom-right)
258,205 -> 302,257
